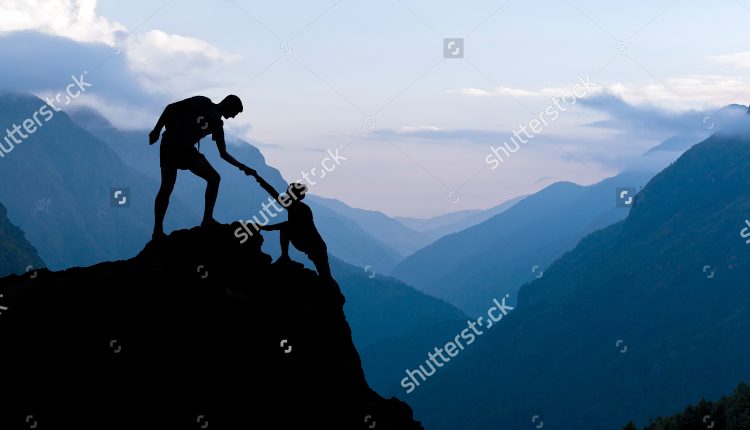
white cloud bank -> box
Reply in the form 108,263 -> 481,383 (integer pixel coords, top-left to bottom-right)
0,0 -> 240,97
453,74 -> 749,112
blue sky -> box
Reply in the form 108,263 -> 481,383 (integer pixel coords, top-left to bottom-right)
2,0 -> 750,216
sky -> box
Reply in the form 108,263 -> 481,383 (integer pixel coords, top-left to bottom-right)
2,0 -> 750,217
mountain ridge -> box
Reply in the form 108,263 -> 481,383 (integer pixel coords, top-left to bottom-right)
408,128 -> 750,429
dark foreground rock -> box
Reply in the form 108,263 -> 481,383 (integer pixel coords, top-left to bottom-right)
0,223 -> 423,429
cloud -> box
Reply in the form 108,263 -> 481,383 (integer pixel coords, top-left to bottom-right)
397,126 -> 442,133
578,93 -> 706,134
127,30 -> 239,75
606,76 -> 749,110
365,95 -> 749,174
125,30 -> 240,93
0,31 -> 166,129
708,52 -> 750,69
371,94 -> 743,147
578,92 -> 747,137
451,85 -> 585,99
0,31 -> 159,105
454,75 -> 750,111
0,0 -> 125,45
370,126 -> 510,144
0,0 -> 240,101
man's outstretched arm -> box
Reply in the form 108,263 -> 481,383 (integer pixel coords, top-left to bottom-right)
215,136 -> 255,174
251,172 -> 283,202
260,221 -> 288,231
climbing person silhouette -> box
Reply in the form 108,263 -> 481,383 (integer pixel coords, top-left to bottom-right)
247,171 -> 334,283
149,95 -> 255,240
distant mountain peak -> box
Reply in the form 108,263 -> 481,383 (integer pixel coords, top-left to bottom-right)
714,103 -> 747,112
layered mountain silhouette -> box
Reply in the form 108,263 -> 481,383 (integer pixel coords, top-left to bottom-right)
407,127 -> 750,429
69,106 -> 403,271
392,107 -> 748,316
0,201 -> 43,277
392,169 -> 653,315
0,223 -> 422,429
394,195 -> 527,247
310,195 -> 430,257
313,194 -> 525,258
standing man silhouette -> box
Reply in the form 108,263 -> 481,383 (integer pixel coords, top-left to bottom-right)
149,95 -> 255,240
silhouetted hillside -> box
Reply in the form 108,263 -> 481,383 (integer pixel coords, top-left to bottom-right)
0,201 -> 43,276
622,383 -> 750,430
0,223 -> 422,429
408,129 -> 750,429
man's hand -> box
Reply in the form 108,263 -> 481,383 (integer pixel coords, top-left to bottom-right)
148,129 -> 161,145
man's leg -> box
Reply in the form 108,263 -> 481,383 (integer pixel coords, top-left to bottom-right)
279,227 -> 291,260
154,167 -> 177,238
188,155 -> 221,225
311,252 -> 333,281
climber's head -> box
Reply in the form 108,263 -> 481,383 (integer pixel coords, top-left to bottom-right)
218,94 -> 243,119
287,182 -> 307,202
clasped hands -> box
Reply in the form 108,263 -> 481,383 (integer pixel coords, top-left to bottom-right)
240,165 -> 257,177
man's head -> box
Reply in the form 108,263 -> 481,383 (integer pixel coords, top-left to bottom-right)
287,182 -> 308,202
218,94 -> 243,119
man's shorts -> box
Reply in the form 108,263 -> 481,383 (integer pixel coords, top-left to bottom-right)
160,134 -> 206,170
290,234 -> 328,262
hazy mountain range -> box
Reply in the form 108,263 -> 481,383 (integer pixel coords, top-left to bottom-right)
389,111 -> 744,316
3,90 -> 750,429
407,124 -> 750,429
392,169 -> 653,315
